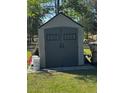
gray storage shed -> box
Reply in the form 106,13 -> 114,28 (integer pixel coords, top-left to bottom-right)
38,13 -> 84,68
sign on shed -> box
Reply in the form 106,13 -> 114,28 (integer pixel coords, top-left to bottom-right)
38,13 -> 84,68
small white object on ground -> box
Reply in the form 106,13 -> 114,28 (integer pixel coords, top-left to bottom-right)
32,55 -> 40,71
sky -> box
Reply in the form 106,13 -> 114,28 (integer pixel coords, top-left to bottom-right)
41,0 -> 63,23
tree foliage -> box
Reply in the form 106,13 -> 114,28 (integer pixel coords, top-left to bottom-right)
27,0 -> 49,33
27,0 -> 51,44
60,0 -> 97,35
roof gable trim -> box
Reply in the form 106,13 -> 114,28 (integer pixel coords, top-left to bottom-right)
39,12 -> 83,28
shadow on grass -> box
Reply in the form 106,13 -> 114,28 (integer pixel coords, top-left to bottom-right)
61,69 -> 97,82
62,68 -> 97,75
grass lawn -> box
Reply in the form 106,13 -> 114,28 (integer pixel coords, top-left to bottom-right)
27,69 -> 97,93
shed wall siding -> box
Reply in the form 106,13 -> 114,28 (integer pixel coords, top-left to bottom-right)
38,29 -> 46,68
78,28 -> 84,65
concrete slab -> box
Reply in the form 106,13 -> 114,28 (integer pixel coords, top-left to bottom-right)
42,65 -> 96,71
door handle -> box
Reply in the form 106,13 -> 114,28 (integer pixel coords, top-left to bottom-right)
62,43 -> 64,48
59,43 -> 64,48
59,43 -> 62,48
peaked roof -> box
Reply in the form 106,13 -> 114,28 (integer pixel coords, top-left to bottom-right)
39,12 -> 83,28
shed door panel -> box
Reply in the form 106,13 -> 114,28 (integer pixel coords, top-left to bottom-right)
45,27 -> 78,68
62,28 -> 78,66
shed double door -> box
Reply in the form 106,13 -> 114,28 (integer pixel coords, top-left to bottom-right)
45,27 -> 78,68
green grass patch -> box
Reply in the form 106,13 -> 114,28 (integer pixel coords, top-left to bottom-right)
27,70 -> 97,93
